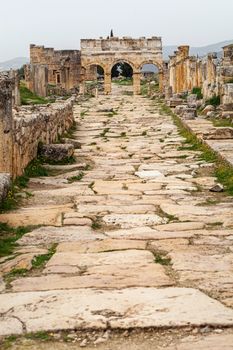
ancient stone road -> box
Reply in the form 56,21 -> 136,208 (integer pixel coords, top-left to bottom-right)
1,85 -> 233,348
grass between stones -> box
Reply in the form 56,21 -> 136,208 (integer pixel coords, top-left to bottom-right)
159,103 -> 233,196
0,223 -> 37,257
211,118 -> 233,128
154,253 -> 172,266
31,244 -> 57,269
4,244 -> 57,287
67,172 -> 84,183
0,159 -> 48,212
20,82 -> 55,105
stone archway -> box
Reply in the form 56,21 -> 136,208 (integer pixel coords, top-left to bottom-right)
81,36 -> 163,95
80,63 -> 106,94
138,61 -> 164,94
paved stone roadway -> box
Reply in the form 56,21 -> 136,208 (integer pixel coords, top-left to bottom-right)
1,85 -> 233,348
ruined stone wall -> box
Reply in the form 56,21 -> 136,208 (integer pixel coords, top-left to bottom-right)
0,74 -> 75,178
24,64 -> 48,97
12,98 -> 74,177
25,45 -> 83,95
168,44 -> 233,108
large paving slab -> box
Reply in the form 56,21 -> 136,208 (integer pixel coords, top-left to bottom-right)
1,287 -> 233,335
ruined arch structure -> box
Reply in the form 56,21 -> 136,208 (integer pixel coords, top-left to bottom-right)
81,36 -> 163,95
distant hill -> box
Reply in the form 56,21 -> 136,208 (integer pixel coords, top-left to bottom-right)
163,40 -> 233,60
0,57 -> 29,72
1,40 -> 232,72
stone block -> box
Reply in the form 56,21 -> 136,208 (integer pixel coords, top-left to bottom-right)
40,144 -> 74,162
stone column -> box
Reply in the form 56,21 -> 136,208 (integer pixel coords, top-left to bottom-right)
104,72 -> 111,94
159,71 -> 164,92
79,81 -> 86,95
0,76 -> 13,175
133,72 -> 141,95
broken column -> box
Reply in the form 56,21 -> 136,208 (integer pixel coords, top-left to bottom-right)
0,74 -> 13,175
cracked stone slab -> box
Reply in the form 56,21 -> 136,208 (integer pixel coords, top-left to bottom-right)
45,250 -> 155,269
1,287 -> 233,335
103,214 -> 168,228
11,263 -> 173,291
18,226 -> 105,246
76,204 -> 155,215
56,239 -> 146,253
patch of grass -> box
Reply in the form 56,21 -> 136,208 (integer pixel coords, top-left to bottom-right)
80,110 -> 88,118
212,118 -> 233,127
89,142 -> 97,146
0,224 -> 35,257
199,198 -> 220,206
120,132 -> 127,138
91,219 -> 102,230
122,183 -> 128,190
106,110 -> 118,117
5,268 -> 28,278
154,253 -> 171,266
161,102 -> 233,196
32,244 -> 57,269
100,128 -> 110,138
113,78 -> 133,86
26,331 -> 53,341
215,164 -> 233,195
67,172 -> 84,183
20,82 -> 51,105
206,95 -> 220,107
192,87 -> 203,100
142,130 -> 147,136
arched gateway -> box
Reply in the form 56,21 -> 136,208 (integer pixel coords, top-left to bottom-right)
80,36 -> 163,95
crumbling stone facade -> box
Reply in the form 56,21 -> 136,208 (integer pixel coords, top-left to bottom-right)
0,73 -> 74,178
26,37 -> 163,96
81,36 -> 163,94
25,45 -> 82,96
167,44 -> 233,109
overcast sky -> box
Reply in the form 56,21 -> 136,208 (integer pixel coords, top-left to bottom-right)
0,0 -> 233,61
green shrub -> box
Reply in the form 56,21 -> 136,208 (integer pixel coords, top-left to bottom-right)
206,95 -> 221,106
192,87 -> 203,100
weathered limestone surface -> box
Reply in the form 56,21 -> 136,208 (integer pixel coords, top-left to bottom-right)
1,288 -> 233,335
1,85 -> 233,347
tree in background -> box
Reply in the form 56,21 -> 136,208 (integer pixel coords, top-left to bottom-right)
111,62 -> 133,78
110,29 -> 114,37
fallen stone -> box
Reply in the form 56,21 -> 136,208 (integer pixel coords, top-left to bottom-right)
40,143 -> 74,162
210,184 -> 224,192
202,105 -> 215,115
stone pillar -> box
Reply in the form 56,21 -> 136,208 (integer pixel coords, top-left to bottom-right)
104,72 -> 111,94
79,81 -> 86,95
133,72 -> 141,95
0,76 -> 13,175
9,70 -> 21,106
159,71 -> 164,92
